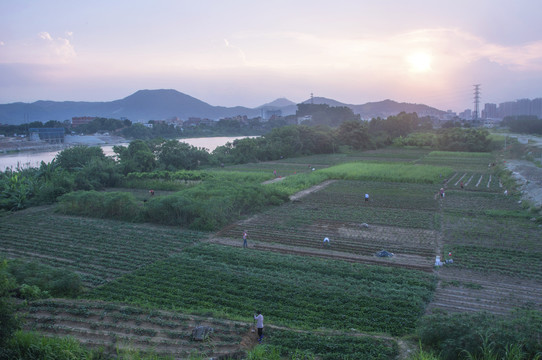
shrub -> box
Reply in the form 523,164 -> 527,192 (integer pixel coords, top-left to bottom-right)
7,260 -> 82,298
417,310 -> 542,360
57,190 -> 142,222
0,260 -> 19,346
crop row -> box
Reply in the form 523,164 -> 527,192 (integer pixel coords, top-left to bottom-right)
264,328 -> 398,360
22,299 -> 249,359
219,221 -> 437,258
266,148 -> 431,166
25,300 -> 244,335
215,162 -> 319,176
443,213 -> 541,251
443,172 -> 504,192
315,180 -> 441,210
84,243 -> 435,336
26,322 -> 241,359
319,162 -> 454,184
440,245 -> 542,280
22,301 -> 400,360
440,190 -> 519,213
0,208 -> 206,286
419,151 -> 495,171
268,180 -> 440,229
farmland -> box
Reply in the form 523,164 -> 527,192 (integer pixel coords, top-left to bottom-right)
2,147 -> 542,359
0,208 -> 204,287
85,243 -> 435,336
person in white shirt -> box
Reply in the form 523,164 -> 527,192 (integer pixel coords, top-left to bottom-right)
242,230 -> 248,248
254,311 -> 264,342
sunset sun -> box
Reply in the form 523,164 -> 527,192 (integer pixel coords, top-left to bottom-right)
407,52 -> 432,73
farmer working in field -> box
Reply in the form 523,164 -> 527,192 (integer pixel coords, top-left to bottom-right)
254,311 -> 264,342
242,230 -> 248,248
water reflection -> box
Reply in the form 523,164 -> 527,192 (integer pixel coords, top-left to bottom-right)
0,136 -> 250,171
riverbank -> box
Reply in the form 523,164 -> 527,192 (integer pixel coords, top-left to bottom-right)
0,135 -> 128,154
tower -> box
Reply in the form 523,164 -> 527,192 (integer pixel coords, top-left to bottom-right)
473,84 -> 481,121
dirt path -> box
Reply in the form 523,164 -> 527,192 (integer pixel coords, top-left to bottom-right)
206,236 -> 432,273
261,177 -> 336,202
289,179 -> 336,201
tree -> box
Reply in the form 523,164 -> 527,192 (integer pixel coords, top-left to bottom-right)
121,123 -> 151,139
436,128 -> 491,152
264,126 -> 303,158
114,140 -> 156,174
156,140 -> 210,170
502,115 -> 542,134
336,120 -> 370,150
55,146 -> 108,171
298,125 -> 335,154
296,103 -> 359,127
229,137 -> 265,163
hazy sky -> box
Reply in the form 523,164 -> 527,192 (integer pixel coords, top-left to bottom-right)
1,0 -> 541,112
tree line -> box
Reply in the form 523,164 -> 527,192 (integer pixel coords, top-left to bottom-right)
1,112 -> 493,213
501,115 -> 542,134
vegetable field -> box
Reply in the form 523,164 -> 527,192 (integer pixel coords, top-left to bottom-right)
218,180 -> 441,270
24,299 -> 251,359
418,151 -> 495,171
24,299 -> 399,360
85,243 -> 435,336
2,146 -> 542,359
0,207 -> 204,287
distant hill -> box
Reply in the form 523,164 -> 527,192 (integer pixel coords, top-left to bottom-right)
304,97 -> 445,119
0,89 -> 445,125
259,98 -> 296,108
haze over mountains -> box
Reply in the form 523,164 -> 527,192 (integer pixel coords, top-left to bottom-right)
0,89 -> 446,125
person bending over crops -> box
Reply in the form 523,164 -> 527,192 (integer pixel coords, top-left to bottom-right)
254,311 -> 264,342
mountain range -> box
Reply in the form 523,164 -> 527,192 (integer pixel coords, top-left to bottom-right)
0,89 -> 446,125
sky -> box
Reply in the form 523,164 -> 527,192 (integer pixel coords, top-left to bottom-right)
1,0 -> 541,113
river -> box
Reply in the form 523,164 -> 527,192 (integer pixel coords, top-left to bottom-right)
0,136 -> 250,171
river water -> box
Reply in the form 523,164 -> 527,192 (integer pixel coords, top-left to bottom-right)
0,136 -> 249,171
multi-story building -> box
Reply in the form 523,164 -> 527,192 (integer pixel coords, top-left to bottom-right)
516,99 -> 532,116
28,128 -> 65,143
531,98 -> 542,118
482,103 -> 498,119
458,109 -> 472,120
498,101 -> 518,118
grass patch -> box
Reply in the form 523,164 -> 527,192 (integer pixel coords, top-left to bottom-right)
319,162 -> 454,184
